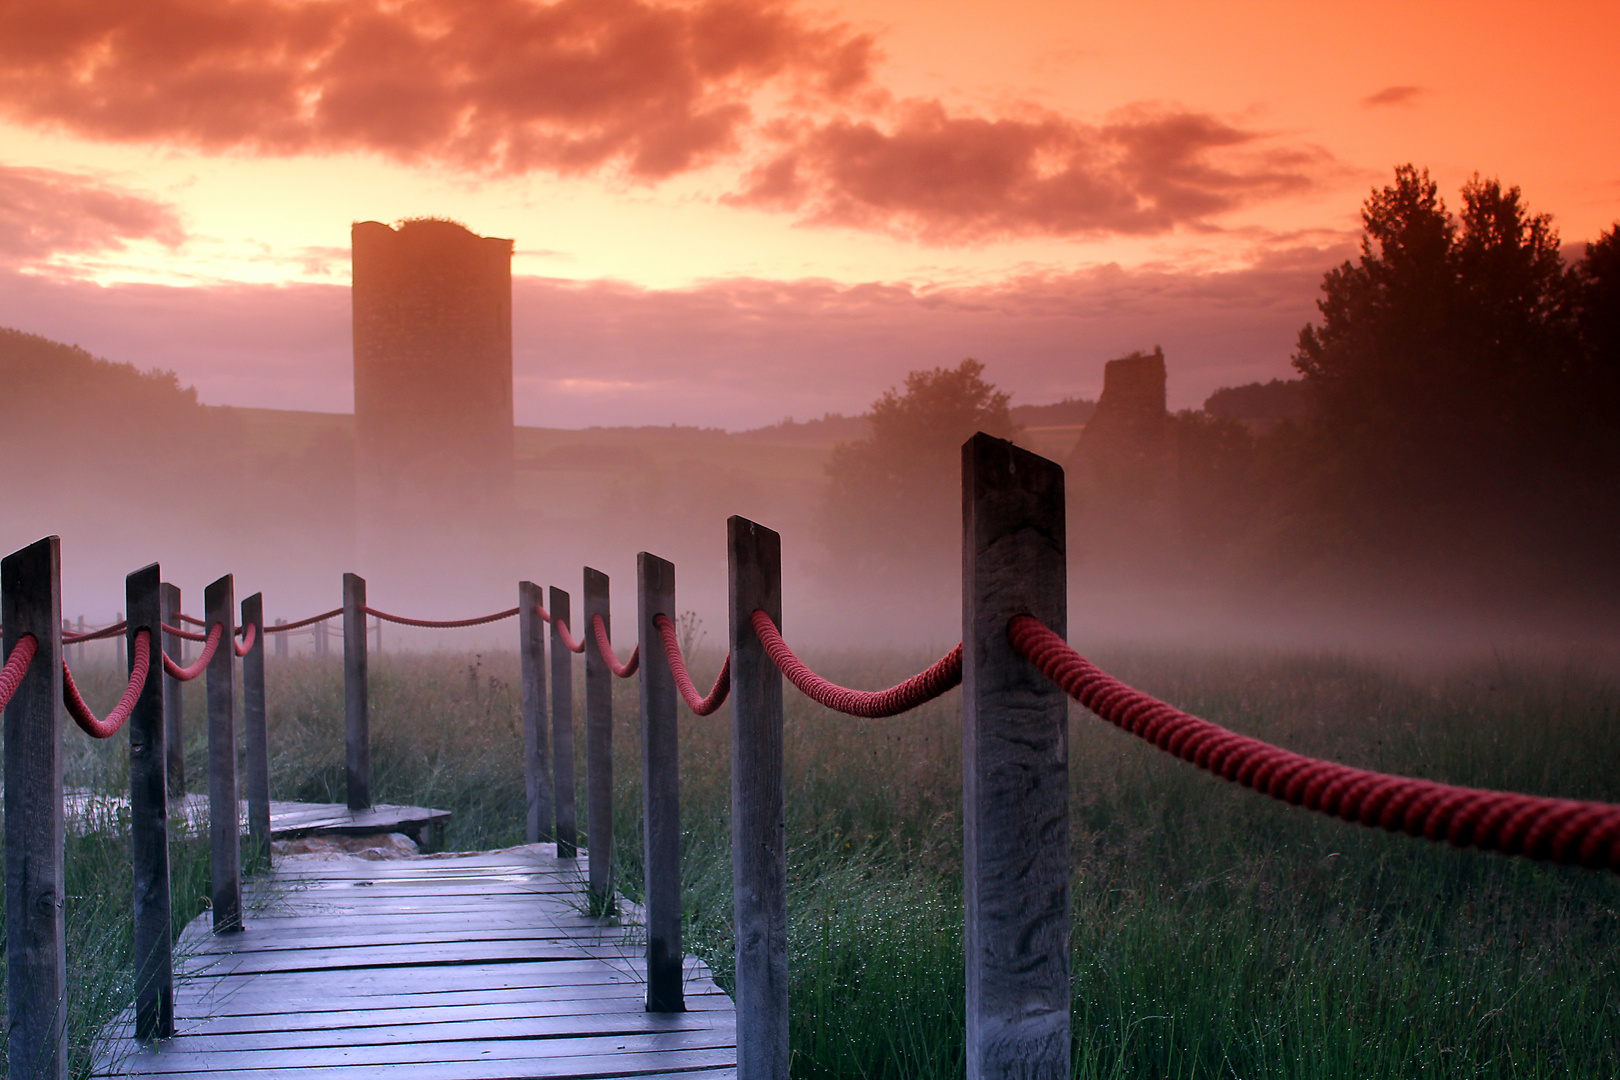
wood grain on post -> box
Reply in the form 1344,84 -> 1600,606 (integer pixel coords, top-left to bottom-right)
582,567 -> 615,911
343,573 -> 370,811
518,580 -> 553,844
126,563 -> 173,1041
241,592 -> 271,870
3,536 -> 67,1080
961,432 -> 1069,1080
637,552 -> 684,1013
727,516 -> 787,1080
205,574 -> 242,934
548,587 -> 577,858
160,582 -> 185,799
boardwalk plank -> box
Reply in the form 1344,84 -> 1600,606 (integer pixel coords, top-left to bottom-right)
94,847 -> 735,1080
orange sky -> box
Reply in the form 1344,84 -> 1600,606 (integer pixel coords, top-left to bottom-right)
1,0 -> 1616,424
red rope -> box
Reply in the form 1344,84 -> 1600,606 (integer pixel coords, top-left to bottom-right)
362,604 -> 519,629
591,614 -> 639,678
542,608 -> 586,654
0,634 -> 37,712
263,608 -> 343,633
653,614 -> 730,715
161,623 -> 208,643
162,622 -> 222,682
234,622 -> 258,657
64,630 -> 151,739
62,620 -> 127,644
176,612 -> 205,626
750,610 -> 962,718
1008,615 -> 1620,873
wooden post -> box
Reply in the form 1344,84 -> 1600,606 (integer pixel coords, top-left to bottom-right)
518,581 -> 553,845
205,574 -> 242,934
315,618 -> 328,659
637,552 -> 684,1012
962,432 -> 1069,1080
274,618 -> 287,659
582,567 -> 614,912
115,611 -> 125,669
4,537 -> 66,1080
126,563 -> 172,1041
76,615 -> 84,665
343,573 -> 370,811
160,583 -> 185,799
241,593 -> 271,870
727,516 -> 787,1080
548,587 -> 577,859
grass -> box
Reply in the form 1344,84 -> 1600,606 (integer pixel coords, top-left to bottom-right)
6,641 -> 1618,1077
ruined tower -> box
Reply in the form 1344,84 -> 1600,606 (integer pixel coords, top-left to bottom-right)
351,218 -> 515,587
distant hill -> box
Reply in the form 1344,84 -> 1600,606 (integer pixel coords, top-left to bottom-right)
1203,379 -> 1306,425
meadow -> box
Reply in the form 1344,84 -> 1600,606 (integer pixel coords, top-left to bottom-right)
9,638 -> 1619,1078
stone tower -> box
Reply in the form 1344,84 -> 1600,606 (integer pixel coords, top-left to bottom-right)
351,218 -> 515,588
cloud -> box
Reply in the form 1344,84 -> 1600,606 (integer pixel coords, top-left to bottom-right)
1361,85 -> 1426,108
728,101 -> 1331,241
0,243 -> 1342,426
0,164 -> 184,262
0,0 -> 876,179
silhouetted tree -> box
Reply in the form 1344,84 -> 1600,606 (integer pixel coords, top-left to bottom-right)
1292,165 -> 1618,586
819,359 -> 1016,580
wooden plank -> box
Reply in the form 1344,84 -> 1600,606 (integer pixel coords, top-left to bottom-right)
240,592 -> 271,868
961,433 -> 1070,1080
727,516 -> 787,1080
159,583 -> 184,799
126,563 -> 173,1041
342,573 -> 369,810
3,535 -> 67,1080
95,846 -> 737,1080
582,566 -> 614,909
637,551 -> 683,1012
548,586 -> 577,858
519,580 -> 552,844
204,574 -> 241,934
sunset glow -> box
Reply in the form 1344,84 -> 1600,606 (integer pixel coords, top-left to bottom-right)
2,0 -> 1616,425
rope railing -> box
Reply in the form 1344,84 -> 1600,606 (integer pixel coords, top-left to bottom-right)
176,612 -> 205,627
537,605 -> 586,653
591,614 -> 639,678
162,622 -> 222,682
751,609 -> 962,718
62,620 -> 127,644
64,630 -> 151,739
233,622 -> 257,658
161,622 -> 208,643
0,633 -> 37,712
653,614 -> 729,715
263,607 -> 343,633
1007,614 -> 1620,873
363,604 -> 519,629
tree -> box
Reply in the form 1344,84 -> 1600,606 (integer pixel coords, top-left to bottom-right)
819,359 -> 1016,581
1290,165 -> 1618,583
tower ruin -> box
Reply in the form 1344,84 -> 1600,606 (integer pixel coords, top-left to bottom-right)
351,218 -> 515,588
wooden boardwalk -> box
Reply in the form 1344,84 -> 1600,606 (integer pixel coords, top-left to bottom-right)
94,844 -> 737,1079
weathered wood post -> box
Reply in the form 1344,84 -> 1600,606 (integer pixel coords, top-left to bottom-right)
76,615 -> 84,665
4,537 -> 67,1080
242,592 -> 271,869
160,583 -> 185,799
115,611 -> 125,669
637,552 -> 684,1012
962,432 -> 1069,1079
727,516 -> 787,1080
126,563 -> 173,1041
374,615 -> 382,655
548,586 -> 577,858
343,573 -> 370,811
518,580 -> 553,844
205,574 -> 242,933
274,618 -> 288,659
582,567 -> 615,912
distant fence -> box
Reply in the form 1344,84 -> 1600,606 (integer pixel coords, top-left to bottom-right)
3,432 -> 1618,1080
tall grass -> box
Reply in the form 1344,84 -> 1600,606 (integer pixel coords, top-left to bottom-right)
8,643 -> 1618,1077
